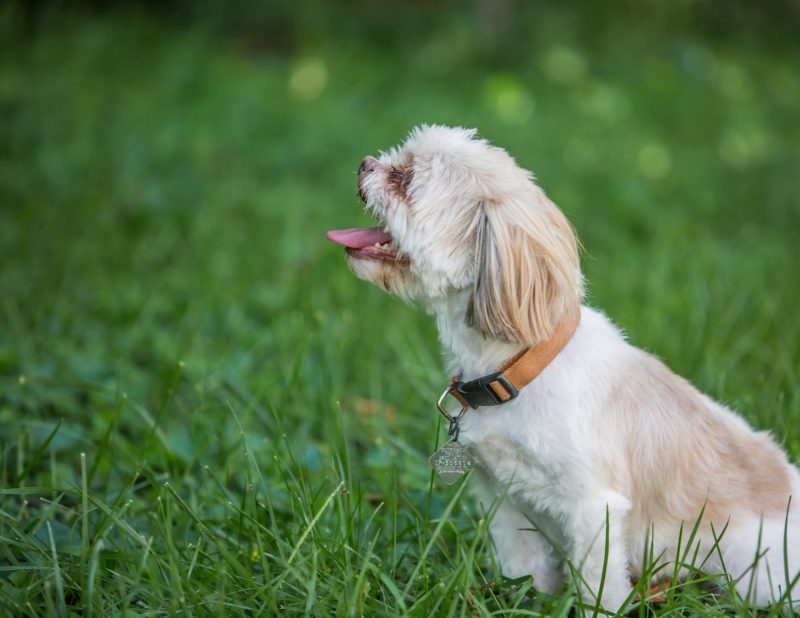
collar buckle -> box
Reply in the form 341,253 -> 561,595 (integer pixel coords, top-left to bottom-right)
473,372 -> 519,405
451,372 -> 520,408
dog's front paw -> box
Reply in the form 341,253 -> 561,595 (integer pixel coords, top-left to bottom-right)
581,582 -> 633,615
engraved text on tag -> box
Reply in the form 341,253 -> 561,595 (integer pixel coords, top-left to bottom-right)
428,440 -> 474,484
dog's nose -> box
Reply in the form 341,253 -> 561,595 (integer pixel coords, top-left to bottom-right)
359,156 -> 378,177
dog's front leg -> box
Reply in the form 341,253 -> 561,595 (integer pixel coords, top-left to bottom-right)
564,492 -> 633,613
472,472 -> 565,594
488,498 -> 565,594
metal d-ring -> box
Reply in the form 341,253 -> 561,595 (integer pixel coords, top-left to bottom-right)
436,385 -> 468,442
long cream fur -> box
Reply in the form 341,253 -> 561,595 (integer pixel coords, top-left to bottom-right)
469,191 -> 582,345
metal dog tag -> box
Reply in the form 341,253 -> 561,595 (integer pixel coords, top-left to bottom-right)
428,440 -> 474,484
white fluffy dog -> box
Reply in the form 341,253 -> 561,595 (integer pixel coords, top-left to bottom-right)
327,125 -> 800,611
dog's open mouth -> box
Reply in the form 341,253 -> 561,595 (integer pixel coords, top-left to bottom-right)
326,226 -> 407,263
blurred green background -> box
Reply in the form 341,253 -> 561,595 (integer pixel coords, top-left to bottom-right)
1,1 -> 799,614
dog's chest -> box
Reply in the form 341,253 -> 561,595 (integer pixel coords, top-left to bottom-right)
458,402 -> 568,501
470,435 -> 542,488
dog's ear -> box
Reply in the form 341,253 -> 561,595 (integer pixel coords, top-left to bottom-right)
467,194 -> 582,345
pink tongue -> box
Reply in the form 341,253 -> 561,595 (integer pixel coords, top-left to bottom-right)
326,227 -> 392,249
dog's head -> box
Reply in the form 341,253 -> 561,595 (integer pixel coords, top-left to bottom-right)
328,125 -> 583,345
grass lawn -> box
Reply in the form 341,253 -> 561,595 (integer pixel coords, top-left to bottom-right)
1,2 -> 799,615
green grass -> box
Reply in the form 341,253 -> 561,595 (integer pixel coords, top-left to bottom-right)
1,1 -> 799,615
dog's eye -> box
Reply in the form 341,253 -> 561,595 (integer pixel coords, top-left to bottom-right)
400,167 -> 414,196
388,165 -> 414,199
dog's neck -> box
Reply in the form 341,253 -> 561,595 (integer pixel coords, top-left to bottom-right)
429,289 -> 527,381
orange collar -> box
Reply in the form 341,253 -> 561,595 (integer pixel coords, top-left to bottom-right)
439,308 -> 581,416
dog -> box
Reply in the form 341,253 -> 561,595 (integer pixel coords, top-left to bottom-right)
327,125 -> 799,611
